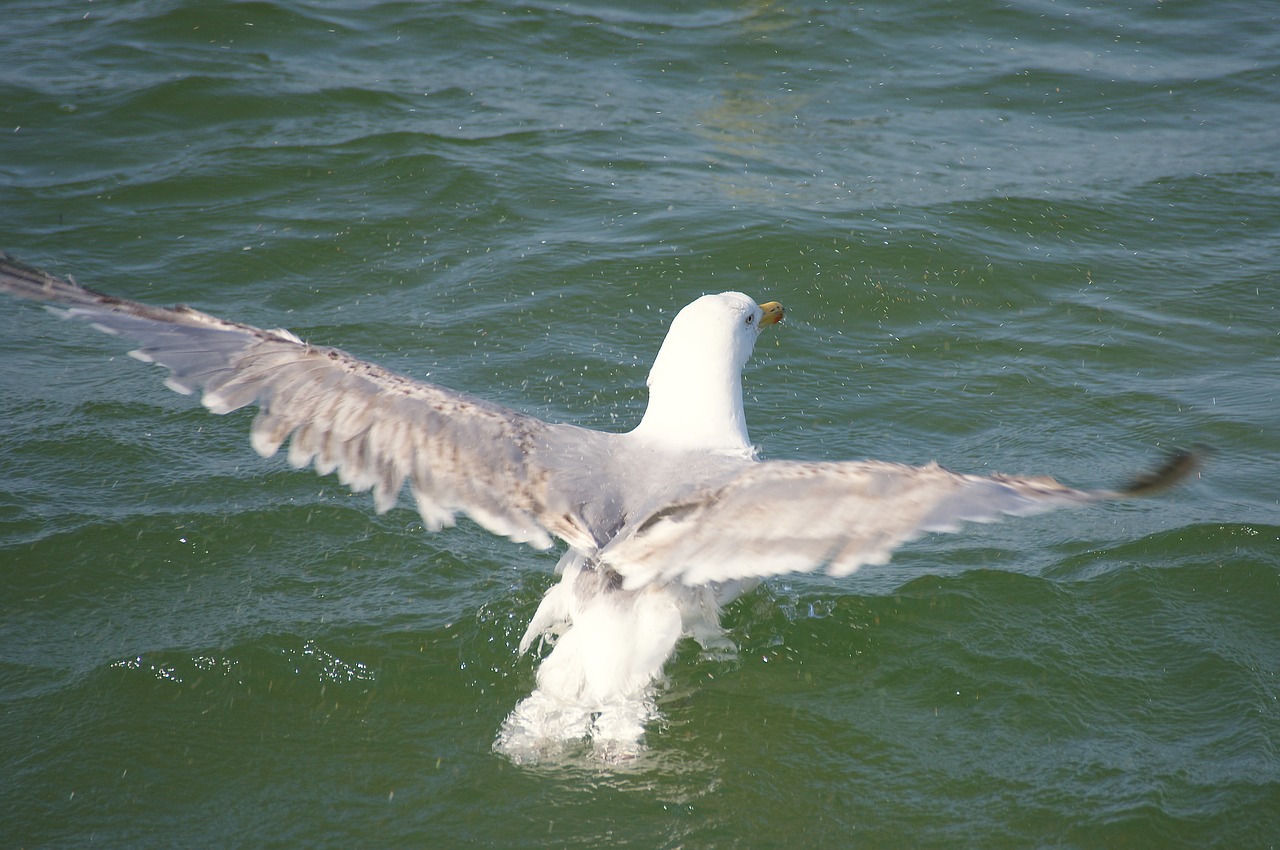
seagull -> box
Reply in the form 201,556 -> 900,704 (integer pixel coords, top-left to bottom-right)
0,252 -> 1199,761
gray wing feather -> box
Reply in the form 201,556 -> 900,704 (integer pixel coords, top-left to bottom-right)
2,253 -> 1202,586
604,453 -> 1199,589
0,253 -> 602,550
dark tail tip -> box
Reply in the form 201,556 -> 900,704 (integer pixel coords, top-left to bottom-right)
1119,444 -> 1211,497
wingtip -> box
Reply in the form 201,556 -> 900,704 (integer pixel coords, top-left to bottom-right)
1117,444 -> 1210,497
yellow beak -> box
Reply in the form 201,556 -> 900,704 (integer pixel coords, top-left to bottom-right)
758,301 -> 785,326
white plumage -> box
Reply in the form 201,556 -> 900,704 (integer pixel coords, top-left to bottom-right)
0,253 -> 1199,762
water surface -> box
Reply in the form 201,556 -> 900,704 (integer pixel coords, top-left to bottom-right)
1,1 -> 1277,847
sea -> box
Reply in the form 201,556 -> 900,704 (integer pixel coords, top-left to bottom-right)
1,1 -> 1276,847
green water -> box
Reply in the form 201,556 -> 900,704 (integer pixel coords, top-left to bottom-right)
2,0 -> 1277,847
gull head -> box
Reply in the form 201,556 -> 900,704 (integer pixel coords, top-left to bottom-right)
632,292 -> 784,453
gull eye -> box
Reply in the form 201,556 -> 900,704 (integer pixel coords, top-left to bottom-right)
745,314 -> 755,325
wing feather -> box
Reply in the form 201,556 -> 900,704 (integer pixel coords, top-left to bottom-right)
0,252 -> 602,551
604,453 -> 1200,589
1,252 -> 1202,584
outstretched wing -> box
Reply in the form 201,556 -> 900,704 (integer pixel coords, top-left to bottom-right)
0,253 -> 607,551
604,451 -> 1201,589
